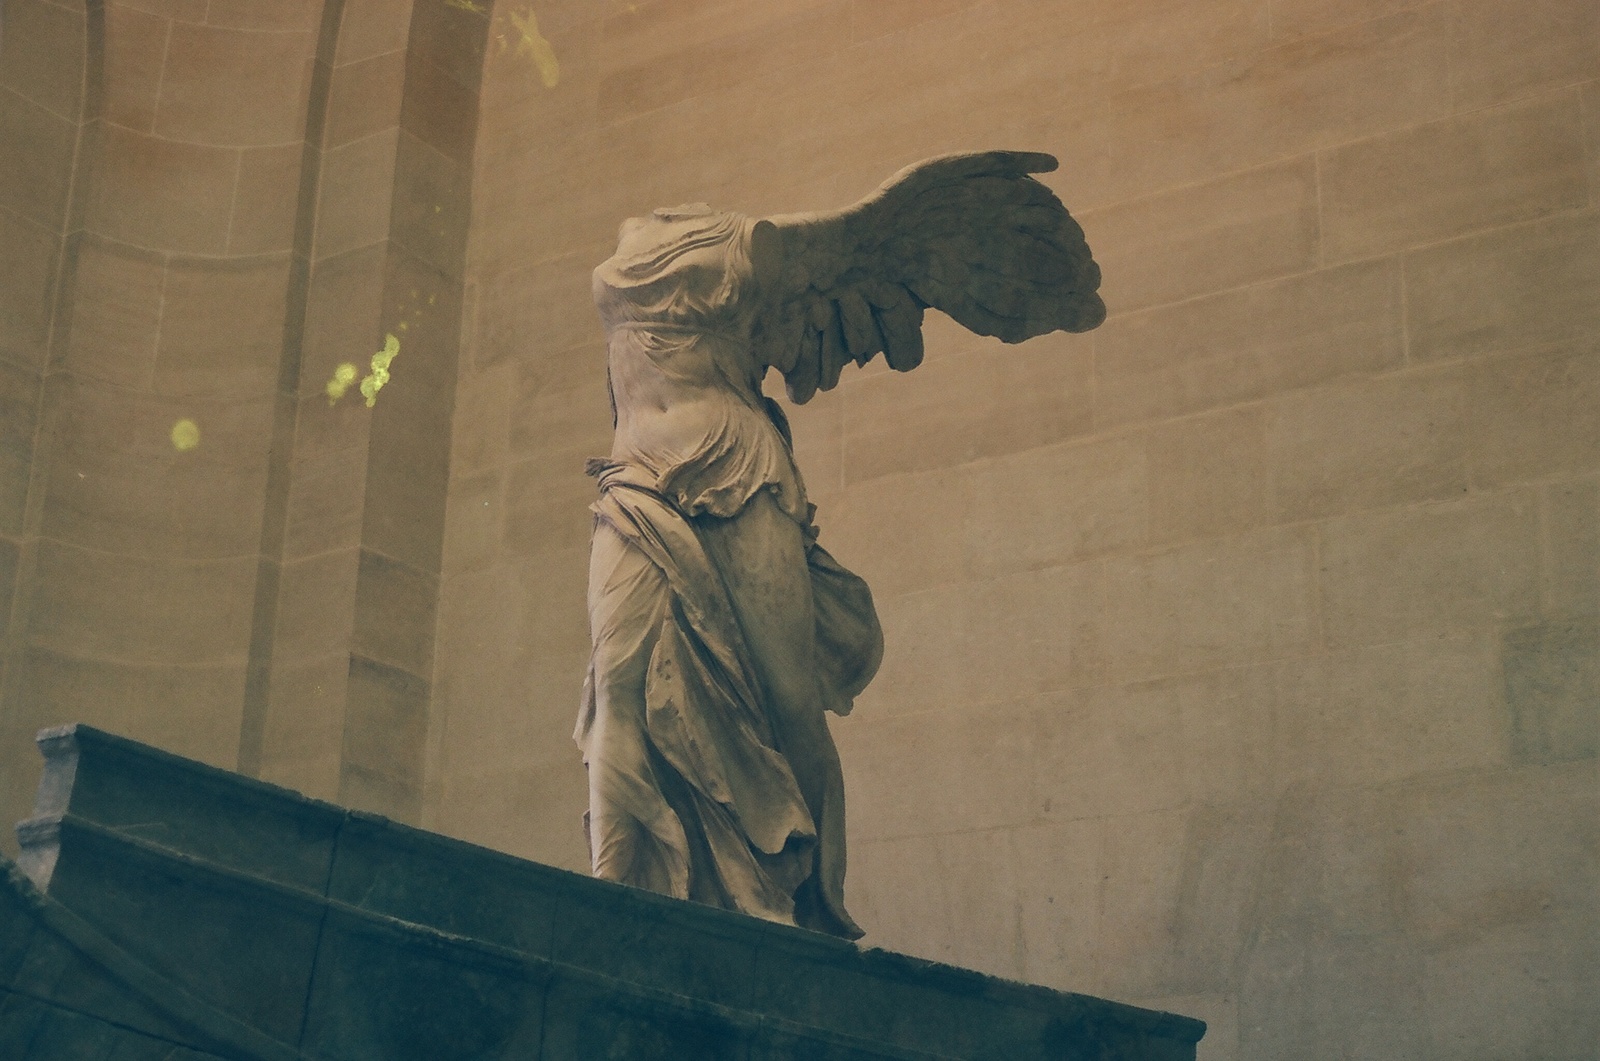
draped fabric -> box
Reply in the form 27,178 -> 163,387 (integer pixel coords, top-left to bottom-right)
578,207 -> 882,937
590,207 -> 809,524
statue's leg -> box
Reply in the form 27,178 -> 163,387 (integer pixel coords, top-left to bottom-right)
583,520 -> 691,897
696,492 -> 862,937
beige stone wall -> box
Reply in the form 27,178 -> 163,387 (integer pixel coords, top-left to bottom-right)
1,0 -> 328,828
0,0 -> 94,831
447,0 -> 1599,1057
0,0 -> 488,838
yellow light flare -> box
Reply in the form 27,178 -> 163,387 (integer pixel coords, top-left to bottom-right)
509,8 -> 559,88
170,419 -> 200,451
360,334 -> 400,408
326,362 -> 358,405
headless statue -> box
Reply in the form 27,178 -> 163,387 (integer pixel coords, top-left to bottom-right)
576,152 -> 1105,938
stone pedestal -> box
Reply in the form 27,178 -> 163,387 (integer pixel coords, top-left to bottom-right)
2,725 -> 1205,1060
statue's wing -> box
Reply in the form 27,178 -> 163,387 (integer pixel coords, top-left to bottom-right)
750,150 -> 1105,404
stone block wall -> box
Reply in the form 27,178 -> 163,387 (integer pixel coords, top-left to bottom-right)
0,0 -> 487,841
0,0 -> 95,831
1,0 -> 327,829
441,1 -> 1600,1058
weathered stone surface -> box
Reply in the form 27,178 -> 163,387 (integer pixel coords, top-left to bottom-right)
1263,364 -> 1469,521
314,129 -> 402,259
1320,490 -> 1542,648
1542,476 -> 1600,619
1504,618 -> 1600,764
0,91 -> 78,233
1319,89 -> 1587,262
101,3 -> 168,133
154,21 -> 314,146
863,562 -> 1099,716
0,0 -> 87,120
1467,343 -> 1600,487
1082,157 -> 1319,313
843,329 -> 1097,483
1091,8 -> 1453,208
1143,406 -> 1266,546
86,126 -> 241,255
0,208 -> 57,373
1449,0 -> 1600,111
0,361 -> 41,538
1404,211 -> 1600,363
326,50 -> 408,150
1094,258 -> 1405,427
63,237 -> 165,390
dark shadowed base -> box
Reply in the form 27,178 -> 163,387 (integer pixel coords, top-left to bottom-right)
2,725 -> 1205,1060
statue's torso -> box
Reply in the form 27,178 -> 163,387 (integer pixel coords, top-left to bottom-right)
593,210 -> 808,522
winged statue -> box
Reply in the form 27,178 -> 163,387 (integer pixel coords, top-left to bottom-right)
575,151 -> 1105,939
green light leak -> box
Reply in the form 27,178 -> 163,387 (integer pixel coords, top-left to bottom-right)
170,419 -> 200,451
326,362 -> 358,405
454,0 -> 558,92
324,334 -> 399,409
360,334 -> 400,408
499,7 -> 559,88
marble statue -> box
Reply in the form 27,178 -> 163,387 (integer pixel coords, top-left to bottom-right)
576,151 -> 1105,938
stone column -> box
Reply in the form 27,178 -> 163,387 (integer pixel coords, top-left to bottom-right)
240,0 -> 487,822
0,0 -> 490,843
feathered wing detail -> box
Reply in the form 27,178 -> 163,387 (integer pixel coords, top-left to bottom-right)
749,151 -> 1106,404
